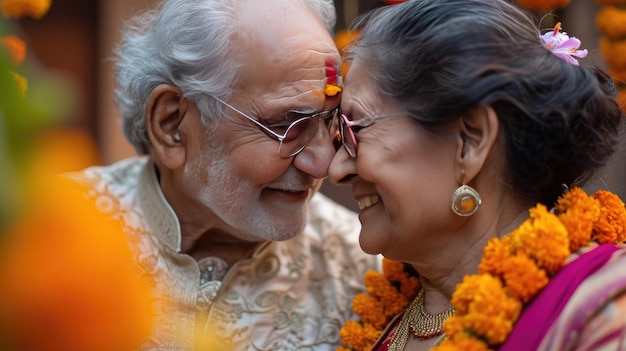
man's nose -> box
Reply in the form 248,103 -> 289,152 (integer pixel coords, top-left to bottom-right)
292,118 -> 336,179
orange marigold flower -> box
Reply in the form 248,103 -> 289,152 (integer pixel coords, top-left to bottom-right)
556,187 -> 600,251
592,190 -> 626,243
1,35 -> 26,64
451,275 -> 483,315
600,37 -> 626,70
397,273 -> 421,299
511,204 -> 570,275
363,270 -> 408,319
382,258 -> 405,281
442,315 -> 465,336
434,331 -> 492,351
339,320 -> 379,351
596,6 -> 626,40
364,270 -> 388,297
462,275 -> 521,345
352,293 -> 386,329
0,0 -> 51,19
378,283 -> 408,318
555,187 -> 589,213
502,252 -> 549,303
382,259 -> 420,299
478,236 -> 513,277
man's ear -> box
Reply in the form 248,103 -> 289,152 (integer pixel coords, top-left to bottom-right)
145,84 -> 188,169
454,105 -> 499,183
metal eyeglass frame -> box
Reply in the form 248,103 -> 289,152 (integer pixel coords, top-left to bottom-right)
338,110 -> 406,158
211,95 -> 338,158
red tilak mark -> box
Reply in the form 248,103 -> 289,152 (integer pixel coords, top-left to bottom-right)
325,59 -> 338,85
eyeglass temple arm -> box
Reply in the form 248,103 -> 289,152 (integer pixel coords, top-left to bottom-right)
344,112 -> 406,128
212,96 -> 286,141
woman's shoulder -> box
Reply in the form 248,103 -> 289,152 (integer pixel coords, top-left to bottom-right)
537,244 -> 626,350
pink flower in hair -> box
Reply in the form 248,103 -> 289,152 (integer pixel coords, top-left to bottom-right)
540,22 -> 588,66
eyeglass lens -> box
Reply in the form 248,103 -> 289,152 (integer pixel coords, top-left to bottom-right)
278,111 -> 337,158
339,114 -> 358,157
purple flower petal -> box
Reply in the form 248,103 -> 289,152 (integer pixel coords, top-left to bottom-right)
540,23 -> 588,65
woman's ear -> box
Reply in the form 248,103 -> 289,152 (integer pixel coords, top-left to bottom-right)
454,105 -> 499,183
145,84 -> 188,169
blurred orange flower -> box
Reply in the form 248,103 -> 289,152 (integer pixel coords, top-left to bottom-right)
334,29 -> 360,79
1,35 -> 26,64
0,136 -> 154,350
596,0 -> 626,5
516,0 -> 571,11
596,6 -> 626,40
0,0 -> 51,19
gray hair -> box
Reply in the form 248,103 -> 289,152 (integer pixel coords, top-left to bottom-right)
114,0 -> 336,154
349,0 -> 623,206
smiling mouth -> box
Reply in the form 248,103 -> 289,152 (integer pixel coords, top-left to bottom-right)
266,187 -> 310,201
277,189 -> 307,195
357,194 -> 380,210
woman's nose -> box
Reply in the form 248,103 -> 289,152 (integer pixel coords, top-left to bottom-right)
327,144 -> 356,185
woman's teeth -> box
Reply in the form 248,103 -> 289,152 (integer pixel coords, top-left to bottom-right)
358,194 -> 380,210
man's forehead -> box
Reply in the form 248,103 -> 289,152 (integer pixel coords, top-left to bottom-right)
229,1 -> 341,111
233,0 -> 336,53
231,3 -> 339,86
235,0 -> 323,27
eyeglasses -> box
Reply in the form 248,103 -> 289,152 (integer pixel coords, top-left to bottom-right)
212,96 -> 338,158
337,110 -> 406,158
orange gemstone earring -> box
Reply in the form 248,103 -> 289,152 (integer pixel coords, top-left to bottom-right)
451,169 -> 481,216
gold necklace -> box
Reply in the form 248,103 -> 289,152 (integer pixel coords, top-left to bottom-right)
388,290 -> 455,350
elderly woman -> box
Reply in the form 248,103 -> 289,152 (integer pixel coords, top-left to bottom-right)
330,0 -> 626,350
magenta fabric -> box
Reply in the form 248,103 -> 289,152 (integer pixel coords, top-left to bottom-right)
372,314 -> 401,351
499,244 -> 621,350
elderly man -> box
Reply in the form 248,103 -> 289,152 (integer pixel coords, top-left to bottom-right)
67,0 -> 377,350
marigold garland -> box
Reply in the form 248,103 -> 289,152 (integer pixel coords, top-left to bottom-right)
337,259 -> 420,351
340,188 -> 625,351
432,188 -> 626,350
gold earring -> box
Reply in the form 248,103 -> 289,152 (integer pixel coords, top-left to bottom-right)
451,169 -> 481,216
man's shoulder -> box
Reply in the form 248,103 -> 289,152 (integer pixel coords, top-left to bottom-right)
305,191 -> 361,241
64,156 -> 148,188
308,191 -> 359,223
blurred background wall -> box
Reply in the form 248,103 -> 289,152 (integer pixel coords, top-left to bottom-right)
13,0 -> 626,212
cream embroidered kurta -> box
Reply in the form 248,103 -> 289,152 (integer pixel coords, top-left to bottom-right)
67,157 -> 378,350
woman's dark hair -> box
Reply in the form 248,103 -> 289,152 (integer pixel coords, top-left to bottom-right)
349,0 -> 624,206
